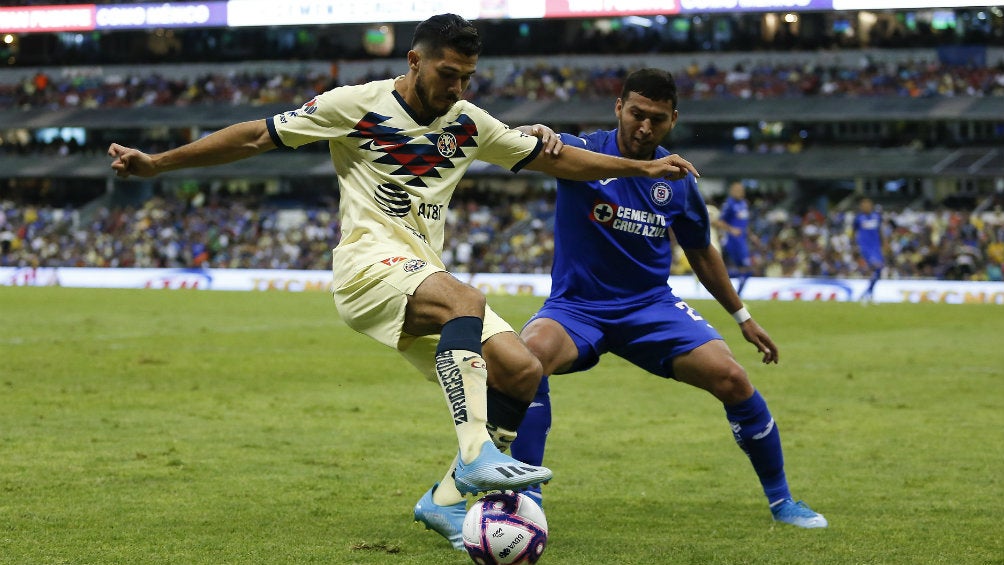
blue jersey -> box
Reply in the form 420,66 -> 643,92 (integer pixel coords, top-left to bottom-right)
548,129 -> 710,303
853,211 -> 882,253
854,210 -> 884,267
720,196 -> 749,243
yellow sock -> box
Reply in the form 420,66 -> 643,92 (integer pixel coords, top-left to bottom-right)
431,455 -> 466,506
435,350 -> 491,464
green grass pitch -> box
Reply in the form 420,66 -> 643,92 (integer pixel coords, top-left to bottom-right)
1,287 -> 1001,564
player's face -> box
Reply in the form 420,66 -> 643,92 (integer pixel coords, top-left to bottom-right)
614,92 -> 677,160
860,199 -> 874,213
412,47 -> 477,119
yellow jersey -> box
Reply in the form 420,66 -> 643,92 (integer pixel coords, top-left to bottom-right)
268,78 -> 542,282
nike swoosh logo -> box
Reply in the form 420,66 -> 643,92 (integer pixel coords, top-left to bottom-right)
598,178 -> 616,185
529,402 -> 545,409
462,356 -> 478,362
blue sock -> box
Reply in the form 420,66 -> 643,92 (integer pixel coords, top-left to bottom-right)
866,268 -> 881,295
512,376 -> 550,466
511,376 -> 551,504
724,390 -> 791,505
436,316 -> 483,355
736,273 -> 751,296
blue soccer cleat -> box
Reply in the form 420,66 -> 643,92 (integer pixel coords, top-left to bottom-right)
414,483 -> 466,550
770,498 -> 828,528
454,440 -> 553,496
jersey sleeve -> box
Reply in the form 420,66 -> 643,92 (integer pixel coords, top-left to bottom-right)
558,132 -> 588,149
266,86 -> 354,149
468,106 -> 543,172
672,177 -> 713,249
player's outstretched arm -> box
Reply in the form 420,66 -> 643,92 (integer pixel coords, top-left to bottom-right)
516,124 -> 563,157
523,144 -> 698,181
517,123 -> 698,181
683,244 -> 778,364
108,120 -> 276,179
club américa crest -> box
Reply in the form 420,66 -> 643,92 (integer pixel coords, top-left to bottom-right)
437,132 -> 458,157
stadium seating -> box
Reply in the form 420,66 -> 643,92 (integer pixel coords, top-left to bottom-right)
2,11 -> 1002,280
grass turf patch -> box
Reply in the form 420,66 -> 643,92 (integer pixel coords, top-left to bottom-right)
1,287 -> 1001,564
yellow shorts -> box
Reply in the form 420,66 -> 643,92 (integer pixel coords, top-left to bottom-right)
332,257 -> 514,381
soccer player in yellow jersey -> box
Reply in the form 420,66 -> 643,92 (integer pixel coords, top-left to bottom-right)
108,13 -> 699,550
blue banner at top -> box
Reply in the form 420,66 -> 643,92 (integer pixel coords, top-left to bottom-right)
94,2 -> 228,29
678,0 -> 834,13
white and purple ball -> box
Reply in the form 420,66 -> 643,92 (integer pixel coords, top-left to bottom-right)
462,491 -> 548,565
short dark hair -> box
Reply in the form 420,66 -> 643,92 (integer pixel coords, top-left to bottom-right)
412,13 -> 482,58
621,68 -> 678,111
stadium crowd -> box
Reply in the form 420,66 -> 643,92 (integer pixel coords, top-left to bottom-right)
3,57 -> 1002,160
3,57 -> 1004,115
3,11 -> 1001,283
3,191 -> 1003,282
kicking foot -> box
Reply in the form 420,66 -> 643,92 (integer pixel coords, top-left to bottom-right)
454,441 -> 553,496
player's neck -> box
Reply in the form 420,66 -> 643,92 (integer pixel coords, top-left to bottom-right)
394,75 -> 435,124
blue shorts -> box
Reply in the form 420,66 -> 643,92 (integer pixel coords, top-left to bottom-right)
723,237 -> 751,268
527,292 -> 722,379
861,248 -> 884,270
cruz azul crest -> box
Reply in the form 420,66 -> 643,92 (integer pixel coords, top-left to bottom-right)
650,181 -> 673,205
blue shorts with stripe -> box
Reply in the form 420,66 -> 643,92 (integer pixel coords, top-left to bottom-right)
527,291 -> 723,379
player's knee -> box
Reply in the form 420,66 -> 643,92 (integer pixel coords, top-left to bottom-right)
711,363 -> 753,405
518,354 -> 544,391
500,353 -> 544,400
446,283 -> 487,318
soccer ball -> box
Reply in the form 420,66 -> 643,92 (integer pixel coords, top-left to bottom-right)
462,491 -> 548,565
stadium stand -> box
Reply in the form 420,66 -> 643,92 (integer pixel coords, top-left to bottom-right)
2,7 -> 1003,280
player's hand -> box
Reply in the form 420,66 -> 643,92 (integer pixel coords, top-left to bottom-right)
649,153 -> 699,181
108,143 -> 157,178
525,124 -> 563,156
739,319 -> 778,364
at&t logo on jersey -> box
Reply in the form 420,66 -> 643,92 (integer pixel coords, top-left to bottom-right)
651,181 -> 673,205
374,183 -> 412,217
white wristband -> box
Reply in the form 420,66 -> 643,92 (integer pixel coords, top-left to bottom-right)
731,306 -> 751,324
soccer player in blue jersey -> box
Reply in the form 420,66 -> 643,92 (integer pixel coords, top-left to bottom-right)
853,197 -> 884,303
717,181 -> 754,296
107,15 -> 702,550
509,68 -> 827,528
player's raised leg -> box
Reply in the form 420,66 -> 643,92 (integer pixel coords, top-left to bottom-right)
407,278 -> 551,548
405,273 -> 552,495
452,334 -> 552,496
672,339 -> 827,528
